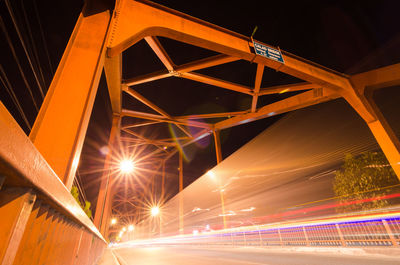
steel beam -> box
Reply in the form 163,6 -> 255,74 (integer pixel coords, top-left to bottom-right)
122,120 -> 161,129
213,130 -> 223,164
145,36 -> 175,71
94,115 -> 120,238
29,11 -> 111,189
181,72 -> 253,94
122,109 -> 212,129
175,111 -> 247,120
349,63 -> 400,180
175,54 -> 239,73
164,129 -> 212,160
124,70 -> 170,86
258,82 -> 318,96
123,54 -> 239,86
123,86 -> 192,136
108,0 -> 353,94
251,64 -> 265,112
351,63 -> 400,94
215,88 -> 339,130
104,53 -> 122,115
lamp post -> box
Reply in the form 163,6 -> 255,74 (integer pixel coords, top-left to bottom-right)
150,206 -> 161,237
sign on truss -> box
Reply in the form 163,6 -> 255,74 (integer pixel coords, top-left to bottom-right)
253,41 -> 284,64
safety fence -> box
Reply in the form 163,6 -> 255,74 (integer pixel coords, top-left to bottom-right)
131,212 -> 400,248
0,102 -> 106,265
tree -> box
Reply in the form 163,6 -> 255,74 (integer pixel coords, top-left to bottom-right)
71,185 -> 92,219
333,151 -> 399,213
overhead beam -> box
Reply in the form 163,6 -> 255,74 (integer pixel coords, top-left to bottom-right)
181,72 -> 253,94
124,70 -> 170,86
121,109 -> 212,129
120,136 -> 176,147
351,63 -> 400,94
144,36 -> 175,71
175,54 -> 239,73
215,88 -> 340,130
121,128 -> 167,152
123,86 -> 192,137
164,128 -> 212,160
108,0 -> 353,94
259,82 -> 319,96
251,64 -> 265,112
175,110 -> 248,120
123,54 -> 239,87
123,86 -> 171,118
121,120 -> 161,129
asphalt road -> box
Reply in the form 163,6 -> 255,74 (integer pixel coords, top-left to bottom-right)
100,246 -> 400,265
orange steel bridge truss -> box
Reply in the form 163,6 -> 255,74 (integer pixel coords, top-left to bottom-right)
2,0 -> 399,246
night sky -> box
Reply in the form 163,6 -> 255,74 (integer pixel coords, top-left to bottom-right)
1,0 -> 399,217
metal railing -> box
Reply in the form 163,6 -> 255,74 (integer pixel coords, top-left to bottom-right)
129,211 -> 400,248
0,102 -> 107,265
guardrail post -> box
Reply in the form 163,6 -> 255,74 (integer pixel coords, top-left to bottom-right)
0,188 -> 36,265
302,227 -> 310,246
278,228 -> 283,246
382,219 -> 397,246
335,223 -> 346,246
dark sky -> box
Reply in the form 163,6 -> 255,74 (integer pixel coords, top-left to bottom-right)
1,0 -> 399,215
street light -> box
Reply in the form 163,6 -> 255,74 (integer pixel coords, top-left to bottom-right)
128,225 -> 135,231
119,159 -> 135,174
151,206 -> 160,217
206,170 -> 215,180
111,218 -> 117,225
122,227 -> 127,232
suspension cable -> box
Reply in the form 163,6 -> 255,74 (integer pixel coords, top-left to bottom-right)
4,0 -> 45,99
0,64 -> 32,130
20,0 -> 47,90
33,0 -> 54,75
0,16 -> 39,111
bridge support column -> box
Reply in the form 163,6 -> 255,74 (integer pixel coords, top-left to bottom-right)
345,65 -> 400,181
94,115 -> 120,239
29,10 -> 111,190
345,94 -> 400,181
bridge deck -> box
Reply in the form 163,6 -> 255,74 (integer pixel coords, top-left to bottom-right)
99,245 -> 400,265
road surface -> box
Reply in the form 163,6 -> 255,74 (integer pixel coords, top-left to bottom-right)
99,245 -> 400,265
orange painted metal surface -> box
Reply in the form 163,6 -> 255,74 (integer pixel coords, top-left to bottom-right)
0,0 -> 399,262
29,11 -> 111,190
0,99 -> 106,264
0,189 -> 35,265
94,116 -> 120,236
